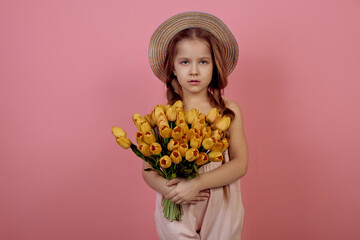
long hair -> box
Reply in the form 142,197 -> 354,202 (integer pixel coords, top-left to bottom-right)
163,28 -> 235,201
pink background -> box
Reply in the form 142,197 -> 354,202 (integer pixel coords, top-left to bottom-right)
1,0 -> 359,239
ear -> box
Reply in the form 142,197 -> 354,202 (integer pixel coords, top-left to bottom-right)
173,70 -> 177,76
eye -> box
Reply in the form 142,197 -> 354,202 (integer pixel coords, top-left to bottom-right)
200,60 -> 208,64
180,60 -> 189,65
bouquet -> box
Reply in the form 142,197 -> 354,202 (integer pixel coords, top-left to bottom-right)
112,100 -> 231,221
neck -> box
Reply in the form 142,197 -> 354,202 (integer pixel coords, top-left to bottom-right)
182,90 -> 210,111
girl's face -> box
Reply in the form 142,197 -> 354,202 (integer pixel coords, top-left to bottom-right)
173,38 -> 213,97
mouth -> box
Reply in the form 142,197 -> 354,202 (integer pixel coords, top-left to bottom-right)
188,80 -> 200,85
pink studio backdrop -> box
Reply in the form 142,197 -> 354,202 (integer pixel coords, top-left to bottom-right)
1,0 -> 359,239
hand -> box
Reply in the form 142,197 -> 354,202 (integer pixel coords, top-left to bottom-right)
165,178 -> 209,205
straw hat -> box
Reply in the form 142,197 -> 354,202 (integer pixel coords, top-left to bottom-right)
148,11 -> 239,82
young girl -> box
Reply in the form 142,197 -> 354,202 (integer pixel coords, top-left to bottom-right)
143,12 -> 248,240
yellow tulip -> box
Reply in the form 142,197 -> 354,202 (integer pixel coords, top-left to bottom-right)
177,119 -> 186,127
166,106 -> 177,122
140,121 -> 152,133
132,113 -> 143,123
160,125 -> 172,138
192,119 -> 206,132
178,122 -> 189,133
186,128 -> 199,142
216,116 -> 231,131
151,110 -> 157,125
116,136 -> 131,149
143,131 -> 156,145
154,105 -> 165,122
206,108 -> 220,123
172,100 -> 183,110
167,139 -> 179,151
208,151 -> 224,162
190,133 -> 202,149
154,104 -> 165,111
164,104 -> 171,112
185,148 -> 199,162
211,129 -> 222,140
198,113 -> 206,122
176,110 -> 186,126
132,113 -> 144,123
159,155 -> 172,169
221,138 -> 230,152
211,139 -> 225,152
137,143 -> 151,157
178,143 -> 188,157
170,149 -> 182,164
144,114 -> 156,128
201,126 -> 212,139
202,137 -> 216,150
210,121 -> 218,130
150,142 -> 162,155
195,152 -> 209,166
185,109 -> 198,125
112,127 -> 126,138
172,126 -> 184,140
136,132 -> 144,144
157,113 -> 168,127
133,115 -> 146,132
179,137 -> 188,145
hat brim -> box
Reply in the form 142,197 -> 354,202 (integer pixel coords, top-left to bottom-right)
149,11 -> 239,82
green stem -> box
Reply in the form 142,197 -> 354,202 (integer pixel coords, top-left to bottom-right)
170,121 -> 175,130
193,164 -> 199,176
153,128 -> 159,141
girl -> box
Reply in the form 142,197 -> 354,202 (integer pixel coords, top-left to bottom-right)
144,12 -> 248,240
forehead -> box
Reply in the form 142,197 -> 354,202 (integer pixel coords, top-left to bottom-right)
175,39 -> 212,57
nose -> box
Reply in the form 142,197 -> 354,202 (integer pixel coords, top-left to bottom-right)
190,62 -> 199,75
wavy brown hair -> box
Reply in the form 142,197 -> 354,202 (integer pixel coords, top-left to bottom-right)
163,28 -> 235,120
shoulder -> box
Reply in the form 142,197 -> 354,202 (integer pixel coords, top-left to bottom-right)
224,99 -> 243,117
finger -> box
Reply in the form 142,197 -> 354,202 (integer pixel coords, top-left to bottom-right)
175,199 -> 183,205
197,192 -> 210,198
166,178 -> 181,186
190,198 -> 207,204
165,190 -> 177,200
192,196 -> 208,202
169,195 -> 178,202
170,195 -> 182,203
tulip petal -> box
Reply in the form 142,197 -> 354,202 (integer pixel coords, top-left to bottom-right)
112,127 -> 127,138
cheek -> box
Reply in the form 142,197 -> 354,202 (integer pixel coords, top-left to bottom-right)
206,66 -> 214,77
173,64 -> 182,76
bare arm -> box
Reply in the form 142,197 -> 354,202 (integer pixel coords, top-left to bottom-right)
142,161 -> 172,196
196,100 -> 248,190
